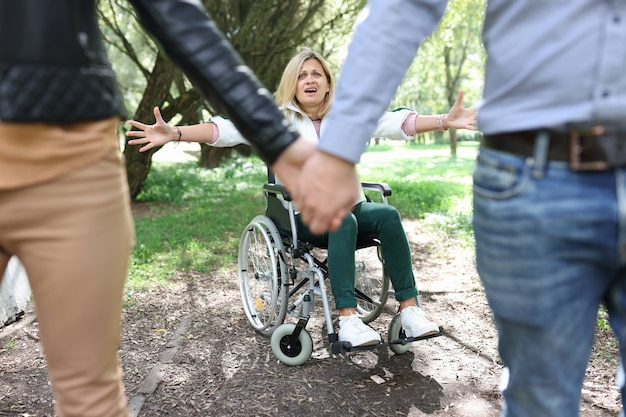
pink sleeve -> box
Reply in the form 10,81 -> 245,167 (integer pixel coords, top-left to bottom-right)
401,113 -> 417,136
206,121 -> 220,141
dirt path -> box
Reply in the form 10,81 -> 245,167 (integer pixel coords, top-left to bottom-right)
0,220 -> 620,416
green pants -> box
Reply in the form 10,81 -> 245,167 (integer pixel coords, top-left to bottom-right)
297,201 -> 418,309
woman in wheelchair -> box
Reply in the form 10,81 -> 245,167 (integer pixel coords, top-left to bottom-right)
128,48 -> 476,347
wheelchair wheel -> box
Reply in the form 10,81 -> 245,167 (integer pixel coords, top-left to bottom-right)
238,215 -> 288,337
271,323 -> 313,366
388,314 -> 412,355
354,245 -> 390,324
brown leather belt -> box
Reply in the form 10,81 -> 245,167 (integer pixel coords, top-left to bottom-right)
483,126 -> 626,171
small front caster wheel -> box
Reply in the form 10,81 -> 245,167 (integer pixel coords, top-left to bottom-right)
271,323 -> 313,366
388,314 -> 412,355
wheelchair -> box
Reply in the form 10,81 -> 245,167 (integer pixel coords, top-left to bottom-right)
237,176 -> 442,366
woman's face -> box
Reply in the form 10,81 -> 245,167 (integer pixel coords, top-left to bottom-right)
294,58 -> 330,113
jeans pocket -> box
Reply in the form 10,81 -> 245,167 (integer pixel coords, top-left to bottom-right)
472,148 -> 532,200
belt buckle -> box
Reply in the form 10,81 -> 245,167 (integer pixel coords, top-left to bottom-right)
568,126 -> 609,171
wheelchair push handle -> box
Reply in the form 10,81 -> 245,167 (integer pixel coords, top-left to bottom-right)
263,181 -> 392,203
263,183 -> 292,201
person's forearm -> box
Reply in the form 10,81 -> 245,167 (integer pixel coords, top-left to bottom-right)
318,0 -> 448,163
414,114 -> 448,133
176,123 -> 216,144
129,0 -> 298,165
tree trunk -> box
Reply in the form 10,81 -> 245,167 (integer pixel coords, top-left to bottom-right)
199,144 -> 253,168
449,129 -> 458,157
200,146 -> 230,168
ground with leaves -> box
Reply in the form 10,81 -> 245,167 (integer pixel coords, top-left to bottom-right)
0,218 -> 621,417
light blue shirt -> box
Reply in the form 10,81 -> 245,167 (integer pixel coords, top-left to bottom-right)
319,0 -> 626,163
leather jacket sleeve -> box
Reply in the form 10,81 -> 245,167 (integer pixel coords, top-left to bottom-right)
129,0 -> 299,165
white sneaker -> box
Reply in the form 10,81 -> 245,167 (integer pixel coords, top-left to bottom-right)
338,314 -> 382,347
401,306 -> 439,338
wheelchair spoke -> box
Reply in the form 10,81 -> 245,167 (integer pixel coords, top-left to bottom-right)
354,245 -> 389,323
238,216 -> 289,337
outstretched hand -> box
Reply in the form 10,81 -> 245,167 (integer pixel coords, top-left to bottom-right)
126,107 -> 176,152
446,90 -> 478,131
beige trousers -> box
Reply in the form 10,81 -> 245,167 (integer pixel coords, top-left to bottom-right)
0,148 -> 134,417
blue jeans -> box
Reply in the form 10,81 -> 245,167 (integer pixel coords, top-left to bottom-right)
472,143 -> 626,417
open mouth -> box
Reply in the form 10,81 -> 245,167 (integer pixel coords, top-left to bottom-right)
304,88 -> 317,93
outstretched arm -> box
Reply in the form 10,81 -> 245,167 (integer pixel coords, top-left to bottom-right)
126,107 -> 217,152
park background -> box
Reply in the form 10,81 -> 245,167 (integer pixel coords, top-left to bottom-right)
0,1 -> 620,416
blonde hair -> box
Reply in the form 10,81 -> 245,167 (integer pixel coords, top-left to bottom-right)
274,48 -> 335,121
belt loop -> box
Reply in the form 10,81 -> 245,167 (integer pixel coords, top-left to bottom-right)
531,130 -> 550,178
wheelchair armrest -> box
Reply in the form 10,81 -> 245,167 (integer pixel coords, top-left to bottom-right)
263,183 -> 292,201
263,181 -> 391,203
361,181 -> 392,197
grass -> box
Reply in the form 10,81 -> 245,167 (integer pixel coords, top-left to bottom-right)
3,336 -> 16,349
129,157 -> 268,292
127,141 -> 478,297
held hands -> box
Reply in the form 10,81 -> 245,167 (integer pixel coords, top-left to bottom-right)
292,151 -> 360,235
444,90 -> 478,131
126,107 -> 176,152
274,143 -> 358,235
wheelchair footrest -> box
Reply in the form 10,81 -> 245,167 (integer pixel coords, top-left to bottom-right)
330,339 -> 391,354
347,342 -> 388,353
330,340 -> 387,355
330,327 -> 444,355
330,340 -> 354,355
390,326 -> 444,345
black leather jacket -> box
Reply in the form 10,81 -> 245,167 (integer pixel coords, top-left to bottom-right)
0,0 -> 298,165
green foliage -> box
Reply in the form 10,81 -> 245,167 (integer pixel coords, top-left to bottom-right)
98,0 -> 156,111
136,155 -> 265,204
391,0 -> 486,143
4,337 -> 16,349
100,0 -> 366,117
386,179 -> 467,219
593,307 -> 619,365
